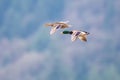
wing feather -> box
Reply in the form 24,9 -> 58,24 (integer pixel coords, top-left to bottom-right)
71,31 -> 78,42
71,35 -> 77,42
50,27 -> 57,35
50,24 -> 60,35
78,36 -> 87,42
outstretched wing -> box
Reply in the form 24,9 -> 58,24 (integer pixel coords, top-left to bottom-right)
78,36 -> 87,42
50,24 -> 61,35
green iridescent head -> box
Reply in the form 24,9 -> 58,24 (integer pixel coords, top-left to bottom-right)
62,31 -> 73,34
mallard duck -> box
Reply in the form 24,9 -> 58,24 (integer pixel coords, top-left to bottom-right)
61,30 -> 89,42
45,21 -> 71,35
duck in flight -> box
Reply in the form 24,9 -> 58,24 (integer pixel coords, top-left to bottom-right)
45,21 -> 71,35
61,30 -> 89,42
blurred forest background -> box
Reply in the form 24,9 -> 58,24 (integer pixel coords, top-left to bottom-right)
0,0 -> 120,80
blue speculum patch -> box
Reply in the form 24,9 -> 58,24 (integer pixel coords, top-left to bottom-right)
75,32 -> 80,36
56,25 -> 61,29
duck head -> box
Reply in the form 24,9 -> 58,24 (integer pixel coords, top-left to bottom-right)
61,31 -> 73,34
